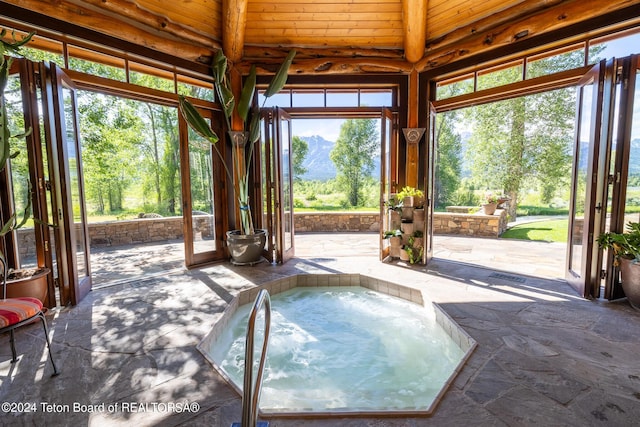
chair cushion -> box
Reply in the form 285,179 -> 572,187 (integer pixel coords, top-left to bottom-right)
0,297 -> 43,328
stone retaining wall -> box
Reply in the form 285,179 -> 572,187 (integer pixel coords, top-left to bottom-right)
16,210 -> 508,257
294,212 -> 380,232
432,209 -> 508,237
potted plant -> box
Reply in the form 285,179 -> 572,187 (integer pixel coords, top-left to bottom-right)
179,49 -> 295,265
384,195 -> 402,229
597,222 -> 640,310
412,229 -> 424,249
0,30 -> 50,304
397,186 -> 424,208
481,192 -> 499,215
400,237 -> 423,265
383,229 -> 402,258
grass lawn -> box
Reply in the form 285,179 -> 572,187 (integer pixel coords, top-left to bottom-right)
501,218 -> 569,243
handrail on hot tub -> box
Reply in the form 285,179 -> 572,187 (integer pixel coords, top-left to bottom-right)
234,289 -> 271,427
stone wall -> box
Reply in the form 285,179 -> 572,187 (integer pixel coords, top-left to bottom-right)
89,217 -> 185,245
432,209 -> 508,237
294,212 -> 380,232
15,216 -> 213,256
15,209 -> 508,257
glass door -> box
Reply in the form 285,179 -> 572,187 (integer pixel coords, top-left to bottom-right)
257,108 -> 294,264
276,108 -> 295,263
603,55 -> 640,300
379,108 -> 395,260
258,110 -> 276,263
566,60 -> 615,298
424,104 -> 437,263
0,58 -> 57,307
44,63 -> 91,305
180,105 -> 227,266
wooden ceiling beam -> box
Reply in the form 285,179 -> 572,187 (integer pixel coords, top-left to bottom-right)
64,0 -> 218,50
243,45 -> 405,62
402,0 -> 427,63
241,57 -> 413,75
0,0 -> 214,65
424,0 -> 566,54
417,0 -> 640,72
223,0 -> 249,63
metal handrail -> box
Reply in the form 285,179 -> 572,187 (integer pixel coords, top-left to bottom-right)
240,289 -> 271,427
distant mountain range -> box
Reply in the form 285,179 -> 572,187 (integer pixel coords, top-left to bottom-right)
297,135 -> 380,181
298,135 -> 337,180
297,135 -> 640,181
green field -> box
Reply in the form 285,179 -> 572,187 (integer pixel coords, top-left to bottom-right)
501,218 -> 568,242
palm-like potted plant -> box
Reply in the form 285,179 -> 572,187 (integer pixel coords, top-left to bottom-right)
597,221 -> 640,310
179,50 -> 295,265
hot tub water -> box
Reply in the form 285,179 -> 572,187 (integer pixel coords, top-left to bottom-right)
208,286 -> 465,413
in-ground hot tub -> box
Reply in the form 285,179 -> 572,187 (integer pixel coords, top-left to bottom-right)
198,274 -> 476,417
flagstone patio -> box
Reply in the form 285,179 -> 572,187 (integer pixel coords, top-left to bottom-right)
1,235 -> 639,426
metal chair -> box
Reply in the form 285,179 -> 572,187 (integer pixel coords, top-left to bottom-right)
0,256 -> 59,376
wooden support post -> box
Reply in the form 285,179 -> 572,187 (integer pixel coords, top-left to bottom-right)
405,69 -> 420,188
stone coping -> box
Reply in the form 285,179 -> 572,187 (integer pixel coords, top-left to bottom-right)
197,273 -> 476,418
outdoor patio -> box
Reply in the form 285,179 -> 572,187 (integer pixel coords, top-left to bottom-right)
1,235 -> 639,426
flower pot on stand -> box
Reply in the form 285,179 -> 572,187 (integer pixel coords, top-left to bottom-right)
389,236 -> 402,258
618,258 -> 640,310
399,246 -> 410,262
389,210 -> 401,229
482,203 -> 497,215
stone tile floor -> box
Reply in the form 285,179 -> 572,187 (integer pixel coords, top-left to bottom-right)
1,234 -> 639,426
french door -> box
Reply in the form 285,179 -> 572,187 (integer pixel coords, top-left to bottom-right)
424,104 -> 437,264
1,59 -> 57,307
259,107 -> 294,264
180,105 -> 227,267
1,59 -> 91,306
379,108 -> 397,260
602,55 -> 640,300
44,63 -> 92,305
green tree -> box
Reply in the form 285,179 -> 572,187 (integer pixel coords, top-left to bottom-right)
435,112 -> 462,209
292,135 -> 308,180
463,49 -> 591,218
78,92 -> 142,214
330,119 -> 379,207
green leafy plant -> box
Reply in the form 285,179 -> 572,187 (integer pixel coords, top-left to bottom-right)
384,195 -> 403,212
383,229 -> 402,239
0,30 -> 34,271
397,186 -> 424,200
597,222 -> 640,264
403,242 -> 423,265
483,192 -> 499,204
179,50 -> 295,235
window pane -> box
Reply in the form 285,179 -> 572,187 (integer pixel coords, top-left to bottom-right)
477,63 -> 523,91
259,90 -> 291,108
129,62 -> 175,92
527,47 -> 585,79
436,77 -> 474,100
292,90 -> 324,107
589,31 -> 640,64
177,76 -> 214,101
68,46 -> 126,81
360,90 -> 393,106
326,90 -> 358,107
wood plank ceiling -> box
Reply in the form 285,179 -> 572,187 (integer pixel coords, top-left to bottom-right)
2,0 -> 640,75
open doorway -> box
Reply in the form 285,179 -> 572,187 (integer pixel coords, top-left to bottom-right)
432,85 -> 576,280
288,117 -> 382,258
